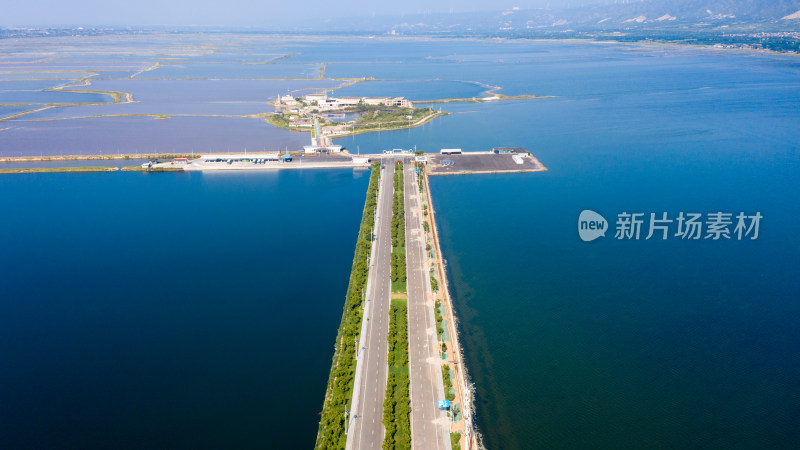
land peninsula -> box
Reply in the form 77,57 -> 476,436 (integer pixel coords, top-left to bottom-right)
263,93 -> 448,137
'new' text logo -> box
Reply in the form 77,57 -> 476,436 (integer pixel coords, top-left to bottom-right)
578,210 -> 607,242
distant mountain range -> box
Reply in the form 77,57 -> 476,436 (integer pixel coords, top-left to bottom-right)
299,0 -> 800,52
504,0 -> 800,28
309,0 -> 800,34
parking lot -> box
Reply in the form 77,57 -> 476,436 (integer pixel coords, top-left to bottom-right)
428,152 -> 546,175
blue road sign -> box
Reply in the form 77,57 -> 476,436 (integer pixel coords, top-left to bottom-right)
438,400 -> 450,409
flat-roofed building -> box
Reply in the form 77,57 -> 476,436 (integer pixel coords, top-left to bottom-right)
332,97 -> 362,108
304,93 -> 328,104
390,97 -> 413,107
363,97 -> 392,106
279,95 -> 298,106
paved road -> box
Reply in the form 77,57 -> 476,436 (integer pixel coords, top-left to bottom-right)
404,160 -> 451,450
348,162 -> 394,450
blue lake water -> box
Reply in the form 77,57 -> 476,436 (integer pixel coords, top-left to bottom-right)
1,35 -> 799,449
0,169 -> 371,449
0,80 -> 64,91
420,51 -> 800,449
0,116 -> 310,157
0,159 -> 150,169
32,79 -> 343,117
94,70 -> 140,79
0,90 -> 113,104
0,63 -> 147,72
332,39 -> 800,448
140,62 -> 322,79
0,105 -> 40,119
0,72 -> 98,81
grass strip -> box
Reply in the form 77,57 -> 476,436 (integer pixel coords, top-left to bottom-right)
442,365 -> 455,402
383,160 -> 411,449
382,300 -> 411,449
450,432 -> 462,450
390,161 -> 406,292
434,299 -> 445,341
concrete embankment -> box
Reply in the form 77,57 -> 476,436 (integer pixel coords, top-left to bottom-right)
0,166 -> 119,174
0,153 -> 196,164
184,162 -> 371,171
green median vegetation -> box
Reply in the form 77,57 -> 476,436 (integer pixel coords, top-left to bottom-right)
430,268 -> 439,293
391,161 -> 407,293
434,299 -> 444,340
442,364 -> 455,402
315,162 -> 381,449
382,300 -> 411,450
383,160 -> 411,450
450,432 -> 462,450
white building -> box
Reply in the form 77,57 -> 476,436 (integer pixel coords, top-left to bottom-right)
310,96 -> 413,110
279,95 -> 298,106
304,93 -> 328,104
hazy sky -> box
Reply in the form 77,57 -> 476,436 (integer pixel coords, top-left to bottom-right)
3,0 -> 606,27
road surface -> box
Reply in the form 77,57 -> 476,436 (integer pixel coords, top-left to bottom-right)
404,160 -> 451,450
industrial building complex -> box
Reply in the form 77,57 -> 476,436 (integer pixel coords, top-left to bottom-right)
275,93 -> 413,111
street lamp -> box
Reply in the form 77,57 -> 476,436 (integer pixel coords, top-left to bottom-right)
448,409 -> 452,433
